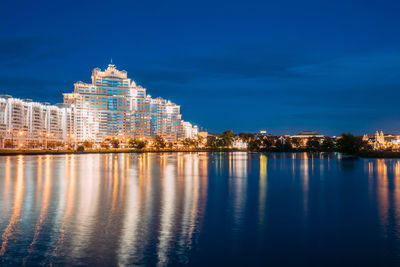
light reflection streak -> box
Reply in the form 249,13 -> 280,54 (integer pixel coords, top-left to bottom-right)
0,153 -> 211,265
377,159 -> 389,235
176,154 -> 200,263
23,155 -> 52,264
258,155 -> 268,230
157,162 -> 176,267
53,154 -> 76,257
230,152 -> 248,235
394,161 -> 400,240
117,155 -> 140,266
302,152 -> 309,217
0,156 -> 25,256
368,161 -> 374,198
35,156 -> 43,208
1,157 -> 12,214
70,154 -> 100,259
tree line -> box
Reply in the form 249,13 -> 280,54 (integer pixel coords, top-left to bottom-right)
77,131 -> 371,156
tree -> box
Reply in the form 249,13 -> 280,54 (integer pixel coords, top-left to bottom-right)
4,140 -> 13,148
128,138 -> 147,149
262,136 -> 274,151
291,137 -> 301,148
206,136 -> 218,149
321,137 -> 334,152
182,138 -> 194,148
306,138 -> 321,151
283,138 -> 293,152
100,142 -> 109,149
110,138 -> 119,148
216,138 -> 226,148
167,142 -> 173,149
220,130 -> 235,147
238,133 -> 255,142
196,136 -> 205,147
337,133 -> 369,155
275,139 -> 283,151
248,139 -> 263,151
82,140 -> 93,149
153,135 -> 166,149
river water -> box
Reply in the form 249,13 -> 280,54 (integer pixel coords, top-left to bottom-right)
0,152 -> 400,266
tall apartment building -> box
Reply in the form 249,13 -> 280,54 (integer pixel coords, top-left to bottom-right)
0,95 -> 74,147
148,97 -> 182,142
64,62 -> 137,142
63,62 -> 197,142
181,120 -> 198,139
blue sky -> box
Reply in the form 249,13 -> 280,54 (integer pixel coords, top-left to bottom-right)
1,0 -> 400,135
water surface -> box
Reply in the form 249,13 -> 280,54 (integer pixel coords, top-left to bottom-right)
0,152 -> 400,266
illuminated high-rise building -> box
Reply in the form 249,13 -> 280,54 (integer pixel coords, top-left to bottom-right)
64,62 -> 136,142
0,95 -> 74,147
63,62 -> 196,142
148,97 -> 182,142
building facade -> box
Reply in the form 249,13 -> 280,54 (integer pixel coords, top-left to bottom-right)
63,63 -> 137,142
63,63 -> 197,142
0,95 -> 74,148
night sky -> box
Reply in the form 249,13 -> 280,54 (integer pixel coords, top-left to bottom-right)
1,0 -> 400,135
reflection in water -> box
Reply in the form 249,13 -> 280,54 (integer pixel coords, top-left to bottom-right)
370,159 -> 400,242
377,159 -> 389,236
157,163 -> 176,266
1,156 -> 24,256
395,162 -> 400,241
258,155 -> 268,229
257,154 -> 268,249
2,153 -> 400,265
23,156 -> 52,264
117,155 -> 140,266
302,152 -> 309,217
0,152 -> 210,265
229,152 -> 248,235
52,155 -> 76,259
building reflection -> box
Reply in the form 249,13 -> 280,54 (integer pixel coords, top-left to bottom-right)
258,155 -> 268,235
229,152 -> 248,236
0,156 -> 25,256
1,157 -> 12,214
0,153 -> 209,265
376,159 -> 389,235
372,159 -> 400,241
302,152 -> 309,217
394,161 -> 400,240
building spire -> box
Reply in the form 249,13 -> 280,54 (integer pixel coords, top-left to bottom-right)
108,58 -> 115,69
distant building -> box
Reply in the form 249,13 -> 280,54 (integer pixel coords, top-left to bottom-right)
233,138 -> 248,149
290,131 -> 325,147
291,131 -> 324,139
198,131 -> 208,139
181,120 -> 198,139
259,130 -> 267,136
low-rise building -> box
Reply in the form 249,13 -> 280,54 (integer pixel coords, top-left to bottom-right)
0,95 -> 74,148
290,131 -> 325,147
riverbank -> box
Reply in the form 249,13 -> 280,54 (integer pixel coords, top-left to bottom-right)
0,148 -> 245,156
357,151 -> 400,158
2,149 -> 400,158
